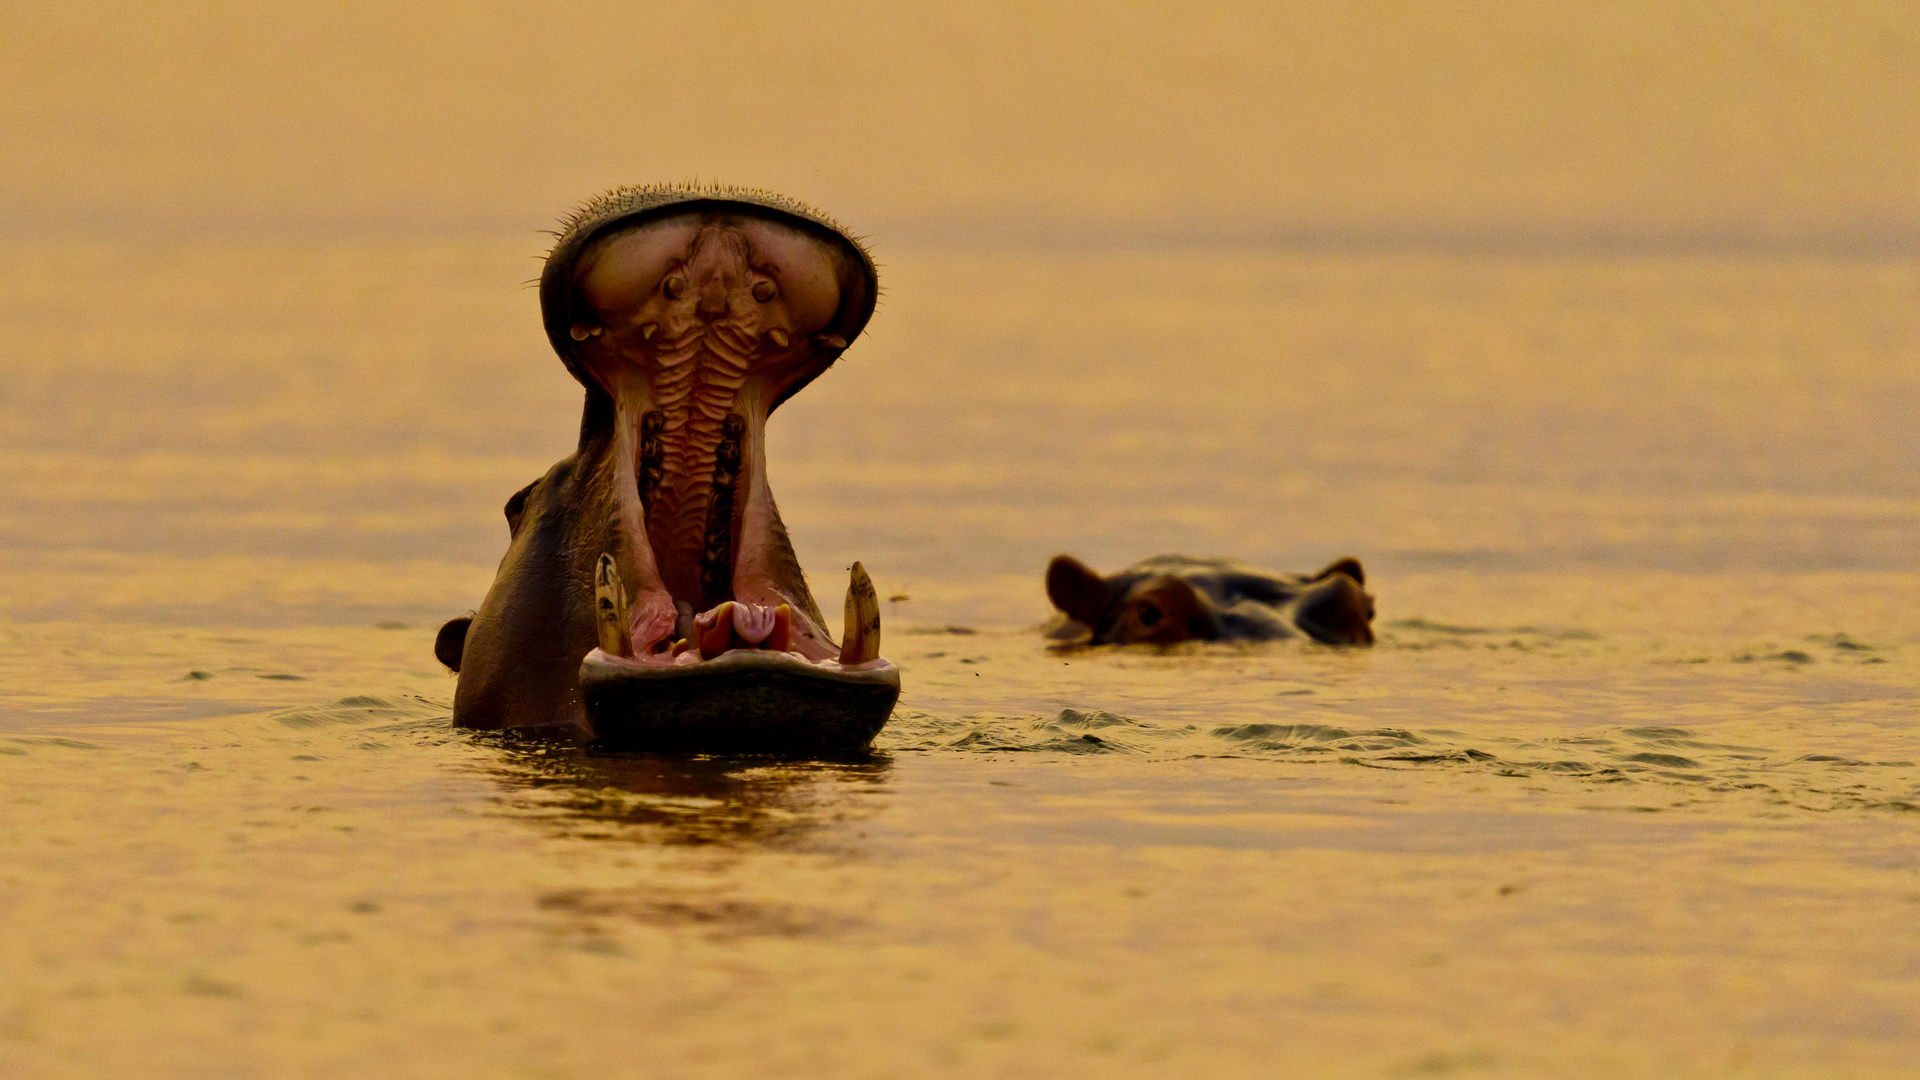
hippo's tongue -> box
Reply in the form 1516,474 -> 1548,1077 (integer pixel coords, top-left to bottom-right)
566,212 -> 857,663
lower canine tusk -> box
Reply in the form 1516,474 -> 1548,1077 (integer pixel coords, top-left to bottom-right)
594,554 -> 631,657
840,561 -> 881,664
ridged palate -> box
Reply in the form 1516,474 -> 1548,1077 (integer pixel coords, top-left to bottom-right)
642,326 -> 759,579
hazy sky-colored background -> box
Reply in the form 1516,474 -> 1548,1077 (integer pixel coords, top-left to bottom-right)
6,0 -> 1918,246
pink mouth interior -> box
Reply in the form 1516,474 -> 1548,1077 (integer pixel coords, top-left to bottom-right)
568,211 -> 864,669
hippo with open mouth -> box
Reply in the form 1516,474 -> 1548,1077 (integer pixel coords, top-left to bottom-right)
1045,554 -> 1376,646
435,185 -> 897,750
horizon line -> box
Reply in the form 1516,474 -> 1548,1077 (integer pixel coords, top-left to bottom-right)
2,211 -> 1917,258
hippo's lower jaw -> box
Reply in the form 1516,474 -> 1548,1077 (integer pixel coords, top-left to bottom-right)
579,555 -> 900,752
579,647 -> 900,754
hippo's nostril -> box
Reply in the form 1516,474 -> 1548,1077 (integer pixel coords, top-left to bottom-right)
662,274 -> 685,300
1136,602 -> 1161,626
752,280 -> 777,302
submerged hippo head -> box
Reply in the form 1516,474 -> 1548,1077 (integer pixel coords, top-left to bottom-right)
1045,554 -> 1376,646
439,185 -> 891,737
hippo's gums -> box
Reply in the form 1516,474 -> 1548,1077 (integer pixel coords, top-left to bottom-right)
436,185 -> 897,748
1045,554 -> 1376,646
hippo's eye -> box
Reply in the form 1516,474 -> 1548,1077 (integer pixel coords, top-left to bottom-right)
1135,602 -> 1161,627
752,279 -> 777,303
662,274 -> 685,300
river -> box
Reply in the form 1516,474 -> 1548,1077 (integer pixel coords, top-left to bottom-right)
1,237 -> 1916,1077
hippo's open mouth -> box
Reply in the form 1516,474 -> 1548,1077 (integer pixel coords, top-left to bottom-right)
447,187 -> 896,745
562,204 -> 889,674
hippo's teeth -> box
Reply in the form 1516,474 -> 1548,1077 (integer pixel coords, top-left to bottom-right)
640,322 -> 658,341
696,601 -> 736,656
594,554 -> 632,656
765,327 -> 790,349
839,561 -> 881,665
814,333 -> 848,351
570,322 -> 603,341
767,604 -> 793,653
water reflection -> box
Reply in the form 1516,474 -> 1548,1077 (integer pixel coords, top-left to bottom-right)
469,738 -> 894,941
475,733 -> 894,849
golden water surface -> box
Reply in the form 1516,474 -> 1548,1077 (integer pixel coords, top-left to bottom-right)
6,2 -> 1920,1076
1,240 -> 1915,1078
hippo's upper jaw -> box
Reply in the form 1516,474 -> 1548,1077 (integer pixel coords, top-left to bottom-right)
447,187 -> 893,737
565,209 -> 873,668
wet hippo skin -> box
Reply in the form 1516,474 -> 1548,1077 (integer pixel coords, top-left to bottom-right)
1046,554 -> 1376,646
438,186 -> 893,738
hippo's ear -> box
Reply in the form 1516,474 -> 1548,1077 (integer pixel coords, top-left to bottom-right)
1046,555 -> 1113,627
504,480 -> 538,538
435,616 -> 472,672
1295,575 -> 1375,646
1312,557 -> 1365,587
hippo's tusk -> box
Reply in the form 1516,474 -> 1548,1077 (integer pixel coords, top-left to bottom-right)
813,333 -> 848,351
766,327 -> 790,349
839,561 -> 881,665
695,601 -> 736,656
570,322 -> 603,341
640,322 -> 657,341
594,554 -> 632,657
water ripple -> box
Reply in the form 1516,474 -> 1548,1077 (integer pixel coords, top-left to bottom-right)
880,711 -> 1920,813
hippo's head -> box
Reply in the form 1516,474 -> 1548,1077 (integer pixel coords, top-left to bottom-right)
441,185 -> 892,739
1045,554 -> 1376,646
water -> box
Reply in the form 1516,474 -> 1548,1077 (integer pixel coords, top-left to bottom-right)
2,238 -> 1917,1077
